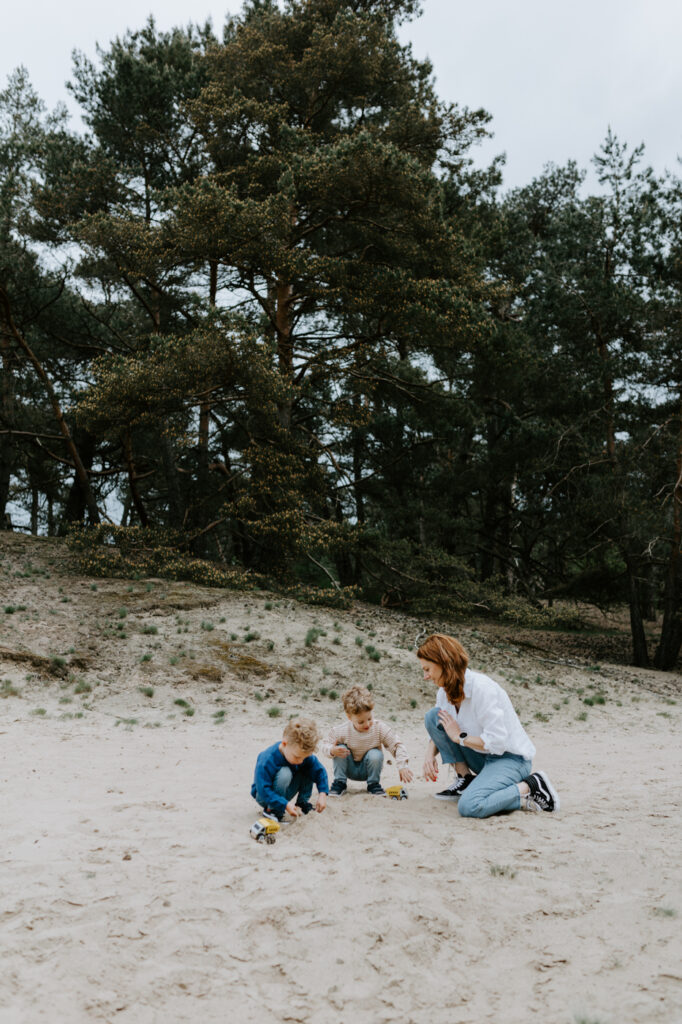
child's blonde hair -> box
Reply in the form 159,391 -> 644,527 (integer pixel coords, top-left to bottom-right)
283,717 -> 319,752
342,685 -> 375,715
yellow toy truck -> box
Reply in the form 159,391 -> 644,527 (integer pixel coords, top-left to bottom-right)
385,785 -> 408,800
250,815 -> 281,844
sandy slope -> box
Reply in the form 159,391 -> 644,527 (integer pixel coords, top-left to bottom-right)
1,533 -> 680,1024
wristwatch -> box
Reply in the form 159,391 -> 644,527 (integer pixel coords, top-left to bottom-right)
459,732 -> 468,743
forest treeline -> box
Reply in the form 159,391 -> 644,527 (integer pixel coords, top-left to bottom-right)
1,0 -> 681,669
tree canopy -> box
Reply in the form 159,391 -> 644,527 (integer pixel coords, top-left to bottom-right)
1,1 -> 681,670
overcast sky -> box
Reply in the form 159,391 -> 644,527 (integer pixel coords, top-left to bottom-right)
4,0 -> 682,191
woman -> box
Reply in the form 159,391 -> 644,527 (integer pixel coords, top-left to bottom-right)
418,633 -> 559,817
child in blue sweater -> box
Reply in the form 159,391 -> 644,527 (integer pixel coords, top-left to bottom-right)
251,718 -> 329,820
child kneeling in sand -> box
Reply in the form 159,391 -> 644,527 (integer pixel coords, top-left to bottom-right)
321,685 -> 414,796
251,717 -> 329,820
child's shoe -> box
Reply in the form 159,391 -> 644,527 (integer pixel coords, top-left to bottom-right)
329,780 -> 347,796
263,808 -> 284,822
367,782 -> 386,796
296,799 -> 313,815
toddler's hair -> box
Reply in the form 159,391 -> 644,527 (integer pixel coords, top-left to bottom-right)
283,717 -> 320,752
342,685 -> 375,715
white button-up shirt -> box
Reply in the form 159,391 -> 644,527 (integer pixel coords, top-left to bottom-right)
436,668 -> 535,760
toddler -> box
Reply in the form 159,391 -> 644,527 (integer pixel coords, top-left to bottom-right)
251,717 -> 329,819
321,685 -> 413,796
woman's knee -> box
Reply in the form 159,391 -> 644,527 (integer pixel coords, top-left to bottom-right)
424,707 -> 439,733
458,790 -> 484,818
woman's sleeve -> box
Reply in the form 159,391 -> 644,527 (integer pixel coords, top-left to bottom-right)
474,687 -> 509,755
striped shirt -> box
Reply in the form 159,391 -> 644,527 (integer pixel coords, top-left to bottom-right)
321,719 -> 409,769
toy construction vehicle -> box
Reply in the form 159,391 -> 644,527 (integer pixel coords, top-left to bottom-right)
385,785 -> 408,801
250,815 -> 281,844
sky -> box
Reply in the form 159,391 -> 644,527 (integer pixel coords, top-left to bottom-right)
3,0 -> 682,191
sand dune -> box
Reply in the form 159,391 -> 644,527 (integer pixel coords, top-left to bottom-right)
1,534 -> 680,1022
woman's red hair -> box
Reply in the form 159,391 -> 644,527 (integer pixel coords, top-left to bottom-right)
416,634 -> 468,705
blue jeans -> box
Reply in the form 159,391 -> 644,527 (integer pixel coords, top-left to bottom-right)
257,765 -> 314,811
333,748 -> 383,786
424,707 -> 531,818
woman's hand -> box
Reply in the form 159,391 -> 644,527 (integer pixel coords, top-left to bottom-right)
422,754 -> 439,782
437,708 -> 461,742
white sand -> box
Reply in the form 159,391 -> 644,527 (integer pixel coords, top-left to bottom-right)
1,534 -> 680,1023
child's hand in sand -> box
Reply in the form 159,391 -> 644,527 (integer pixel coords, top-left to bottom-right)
423,756 -> 438,781
330,744 -> 349,757
286,800 -> 303,817
315,794 -> 327,813
399,766 -> 414,783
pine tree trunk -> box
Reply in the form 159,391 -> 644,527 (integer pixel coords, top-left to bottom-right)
124,430 -> 149,527
654,577 -> 682,670
0,435 -> 11,527
333,497 -> 357,586
0,321 -> 15,525
625,554 -> 650,667
160,435 -> 183,529
275,276 -> 294,432
654,422 -> 682,670
352,429 -> 365,526
30,486 -> 39,534
193,401 -> 211,557
61,429 -> 98,528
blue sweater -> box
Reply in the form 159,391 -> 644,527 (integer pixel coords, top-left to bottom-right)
251,742 -> 329,813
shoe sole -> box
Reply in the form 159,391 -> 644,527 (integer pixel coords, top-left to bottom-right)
329,790 -> 346,797
535,770 -> 560,812
433,793 -> 460,800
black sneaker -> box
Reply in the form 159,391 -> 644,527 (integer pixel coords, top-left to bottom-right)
367,782 -> 386,796
523,771 -> 560,813
329,780 -> 347,797
296,799 -> 313,815
263,808 -> 284,822
434,774 -> 474,800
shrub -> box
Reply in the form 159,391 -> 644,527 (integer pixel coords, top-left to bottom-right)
305,627 -> 325,647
